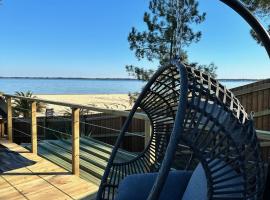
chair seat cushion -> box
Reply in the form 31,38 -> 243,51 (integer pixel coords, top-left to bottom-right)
182,161 -> 244,200
116,170 -> 192,200
182,163 -> 207,200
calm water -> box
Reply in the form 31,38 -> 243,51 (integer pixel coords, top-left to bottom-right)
0,78 -> 255,95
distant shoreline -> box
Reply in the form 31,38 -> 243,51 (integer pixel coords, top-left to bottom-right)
0,77 -> 139,81
0,77 -> 262,82
218,79 -> 261,82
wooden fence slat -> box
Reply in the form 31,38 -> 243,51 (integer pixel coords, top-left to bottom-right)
258,90 -> 264,129
262,90 -> 270,130
254,109 -> 270,117
233,79 -> 270,132
268,88 -> 270,131
232,82 -> 270,96
246,93 -> 252,113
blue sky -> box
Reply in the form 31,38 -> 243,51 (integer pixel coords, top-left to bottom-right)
0,0 -> 269,79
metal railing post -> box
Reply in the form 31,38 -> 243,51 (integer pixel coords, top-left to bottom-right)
72,107 -> 80,176
7,97 -> 13,142
31,101 -> 37,154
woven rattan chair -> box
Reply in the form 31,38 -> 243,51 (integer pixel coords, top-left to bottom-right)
96,0 -> 270,199
96,60 -> 265,200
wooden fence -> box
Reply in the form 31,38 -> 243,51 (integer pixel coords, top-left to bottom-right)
231,79 -> 270,131
231,79 -> 270,162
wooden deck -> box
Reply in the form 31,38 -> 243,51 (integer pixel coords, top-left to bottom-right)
0,140 -> 98,200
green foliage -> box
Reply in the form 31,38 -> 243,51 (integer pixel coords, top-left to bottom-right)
190,62 -> 218,78
242,0 -> 270,16
13,91 -> 46,118
126,65 -> 155,80
126,60 -> 218,105
128,92 -> 139,105
242,0 -> 270,46
128,0 -> 206,65
126,0 -> 217,82
250,25 -> 270,46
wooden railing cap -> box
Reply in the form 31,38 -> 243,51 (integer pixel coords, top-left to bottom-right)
3,93 -> 148,120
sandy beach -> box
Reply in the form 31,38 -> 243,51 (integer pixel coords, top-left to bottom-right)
36,94 -> 132,114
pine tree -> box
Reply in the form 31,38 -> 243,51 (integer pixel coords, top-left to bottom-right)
126,0 -> 217,81
242,0 -> 270,46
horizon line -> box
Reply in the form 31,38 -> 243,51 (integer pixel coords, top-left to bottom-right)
0,76 -> 139,81
0,76 -> 265,81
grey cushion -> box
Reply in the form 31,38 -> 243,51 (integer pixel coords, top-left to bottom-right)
182,163 -> 207,200
116,170 -> 192,200
182,161 -> 244,200
116,161 -> 244,200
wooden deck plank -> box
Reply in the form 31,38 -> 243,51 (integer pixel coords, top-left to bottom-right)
0,140 -> 98,200
9,178 -> 73,200
41,175 -> 98,199
0,177 -> 27,200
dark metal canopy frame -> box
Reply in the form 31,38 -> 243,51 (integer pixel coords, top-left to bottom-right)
96,0 -> 270,199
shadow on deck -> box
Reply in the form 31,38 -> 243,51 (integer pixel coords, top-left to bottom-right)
0,144 -> 36,173
0,139 -> 98,200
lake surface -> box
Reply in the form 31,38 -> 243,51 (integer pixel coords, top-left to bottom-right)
0,78 -> 255,95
